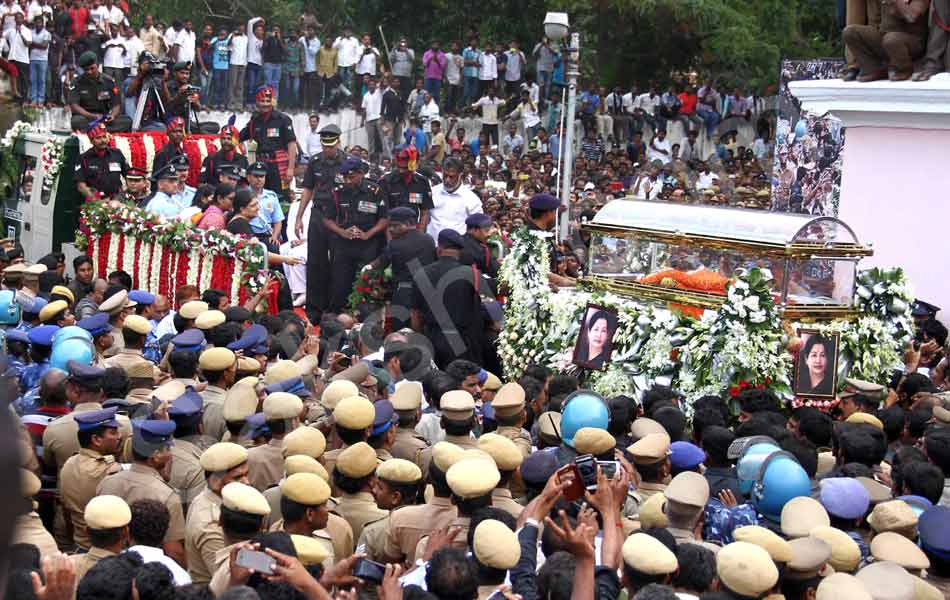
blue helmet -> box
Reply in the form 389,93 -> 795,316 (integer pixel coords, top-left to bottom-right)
53,325 -> 94,346
0,290 -> 20,325
736,440 -> 782,496
560,390 -> 609,447
752,451 -> 811,521
49,337 -> 95,372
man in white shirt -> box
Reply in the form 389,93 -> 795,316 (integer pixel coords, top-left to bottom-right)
303,113 -> 321,158
245,16 -> 264,106
125,498 -> 192,586
647,128 -> 672,164
25,0 -> 42,22
104,0 -> 123,28
361,77 -> 385,161
100,27 -> 126,84
630,166 -> 662,201
355,33 -> 378,78
3,13 -> 31,100
122,25 -> 144,76
333,26 -> 359,88
477,43 -> 496,92
443,41 -> 463,114
427,157 -> 483,241
635,86 -> 661,132
175,19 -> 196,64
300,26 -> 320,112
227,25 -> 247,110
163,20 -> 182,60
503,40 -> 526,96
89,0 -> 108,30
418,91 -> 440,133
695,163 -> 719,190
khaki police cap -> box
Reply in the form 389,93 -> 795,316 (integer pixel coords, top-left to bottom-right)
237,375 -> 260,387
195,310 -> 226,330
491,383 -> 526,417
295,354 -> 319,377
238,357 -> 262,373
200,347 -> 236,371
285,455 -> 329,481
85,494 -> 132,529
664,471 -> 710,508
857,476 -> 892,505
639,493 -> 669,528
477,433 -> 524,471
844,378 -> 885,395
911,575 -> 943,600
223,383 -> 259,421
538,411 -> 562,441
123,314 -> 151,335
264,360 -> 302,385
473,519 -> 520,569
38,300 -> 69,323
446,457 -> 500,499
621,532 -> 678,574
99,290 -> 128,315
282,472 -> 332,506
377,458 -> 423,483
3,263 -> 25,275
785,537 -> 832,579
781,496 -> 830,538
222,482 -> 271,516
631,417 -> 667,440
856,561 -> 915,600
125,359 -> 156,380
867,500 -> 918,536
321,380 -> 359,410
483,372 -> 502,392
263,391 -> 303,420
333,396 -> 376,430
179,300 -> 210,320
717,541 -> 779,597
734,526 -> 793,563
51,285 -> 75,304
817,451 -> 836,477
200,442 -> 249,472
336,442 -> 378,478
291,534 -> 330,566
816,573 -> 872,600
151,383 -> 185,406
24,264 -> 47,276
432,441 -> 466,472
870,532 -> 930,571
441,390 -> 476,420
810,526 -> 862,573
21,469 -> 41,497
391,382 -> 423,411
283,426 -> 326,459
628,432 -> 671,464
573,427 -> 615,456
846,412 -> 884,430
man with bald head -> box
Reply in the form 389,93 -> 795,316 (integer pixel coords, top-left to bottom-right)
75,279 -> 108,320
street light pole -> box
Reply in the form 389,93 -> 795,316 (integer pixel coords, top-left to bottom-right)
558,32 -> 580,242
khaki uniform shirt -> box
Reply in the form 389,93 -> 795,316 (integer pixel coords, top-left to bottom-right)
413,515 -> 470,563
185,487 -> 224,585
334,491 -> 388,540
478,585 -> 501,600
375,448 -> 394,462
208,541 -> 240,598
103,347 -> 150,371
104,329 -> 124,357
322,447 -> 343,481
97,463 -> 186,542
383,496 -> 457,563
357,514 -> 391,562
41,402 -> 104,471
126,387 -> 154,406
270,519 -> 337,569
624,481 -> 667,520
496,426 -> 532,458
201,386 -> 228,441
391,429 -> 429,467
491,488 -> 524,519
247,438 -> 285,491
59,448 -> 122,548
13,512 -> 59,558
72,546 -> 116,583
418,433 -> 478,474
170,435 -> 215,508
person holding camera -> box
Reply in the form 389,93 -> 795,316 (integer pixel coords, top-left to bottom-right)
126,52 -> 171,131
166,60 -> 207,132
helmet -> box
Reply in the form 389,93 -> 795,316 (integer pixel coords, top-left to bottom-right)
560,390 -> 609,447
752,451 -> 811,521
53,325 -> 93,346
0,290 -> 20,325
49,337 -> 94,372
736,441 -> 781,496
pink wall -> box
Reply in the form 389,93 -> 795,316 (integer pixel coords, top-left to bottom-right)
839,127 -> 950,319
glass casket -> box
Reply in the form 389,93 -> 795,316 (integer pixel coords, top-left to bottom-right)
581,200 -> 873,319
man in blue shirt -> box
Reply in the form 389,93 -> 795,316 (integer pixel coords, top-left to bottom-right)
145,165 -> 185,219
462,40 -> 481,105
247,160 -> 285,250
403,118 -> 429,154
209,26 -> 232,109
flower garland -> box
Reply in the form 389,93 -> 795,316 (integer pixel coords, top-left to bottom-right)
39,137 -> 65,192
347,265 -> 392,312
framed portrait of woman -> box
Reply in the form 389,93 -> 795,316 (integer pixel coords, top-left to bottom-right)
793,330 -> 840,398
572,304 -> 619,371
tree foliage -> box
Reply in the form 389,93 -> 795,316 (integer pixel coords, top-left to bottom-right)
133,0 -> 839,89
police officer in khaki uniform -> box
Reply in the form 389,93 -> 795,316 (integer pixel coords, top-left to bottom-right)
491,382 -> 532,458
199,347 -> 238,442
185,442 -> 250,584
418,390 -> 479,474
390,383 -> 429,466
332,442 -> 388,539
270,472 -> 335,570
717,542 -> 780,599
247,392 -> 304,491
72,495 -> 132,582
104,314 -> 153,371
481,372 -> 502,405
58,404 -> 123,549
169,390 -> 216,513
323,395 -> 376,482
618,532 -> 679,594
13,470 -> 58,559
122,360 -> 159,408
624,432 -> 672,519
207,482 -> 272,597
478,433 -> 525,519
222,382 -> 261,445
472,520 -> 521,600
42,382 -> 131,475
291,535 -> 330,572
369,400 -> 398,462
381,441 -> 464,563
784,537 -> 834,598
97,419 -> 187,567
98,289 -> 129,358
661,471 -> 710,545
359,458 -> 423,562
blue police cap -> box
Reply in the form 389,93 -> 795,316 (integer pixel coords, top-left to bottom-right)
264,377 -> 310,398
6,329 -> 29,344
245,412 -> 270,438
477,369 -> 488,385
481,401 -> 495,421
372,400 -> 396,436
248,161 -> 268,176
133,419 -> 177,446
529,193 -> 560,211
437,229 -> 465,250
465,213 -> 492,229
670,441 -> 706,472
28,324 -> 60,347
75,407 -> 120,431
227,324 -> 267,352
172,329 -> 206,352
225,306 -> 252,323
388,207 -> 417,224
520,447 -> 560,487
77,313 -> 112,338
919,506 -> 950,559
169,389 -> 204,420
67,360 -> 106,380
339,157 -> 364,175
128,290 -> 155,306
26,297 -> 48,315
